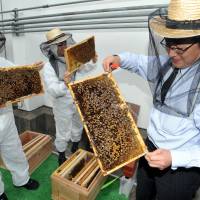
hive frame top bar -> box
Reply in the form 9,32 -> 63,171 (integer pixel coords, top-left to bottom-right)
0,64 -> 41,71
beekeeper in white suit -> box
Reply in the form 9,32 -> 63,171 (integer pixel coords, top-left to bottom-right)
0,32 -> 43,200
40,28 -> 97,166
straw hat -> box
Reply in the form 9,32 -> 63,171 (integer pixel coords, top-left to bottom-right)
149,0 -> 200,38
46,28 -> 72,44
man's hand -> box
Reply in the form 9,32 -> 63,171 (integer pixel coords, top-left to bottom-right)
145,149 -> 172,170
64,71 -> 72,86
34,61 -> 44,71
102,55 -> 120,72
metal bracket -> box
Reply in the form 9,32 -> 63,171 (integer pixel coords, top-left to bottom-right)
12,8 -> 24,36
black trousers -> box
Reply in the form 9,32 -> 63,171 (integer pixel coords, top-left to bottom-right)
136,138 -> 200,200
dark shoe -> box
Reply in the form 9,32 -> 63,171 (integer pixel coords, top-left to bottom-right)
71,142 -> 79,153
58,151 -> 66,166
86,144 -> 94,153
16,179 -> 39,190
85,139 -> 93,153
0,193 -> 8,200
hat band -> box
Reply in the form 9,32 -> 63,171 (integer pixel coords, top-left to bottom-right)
47,33 -> 68,44
166,18 -> 200,30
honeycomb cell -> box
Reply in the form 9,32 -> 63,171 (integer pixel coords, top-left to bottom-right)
0,65 -> 43,106
69,73 -> 147,175
65,36 -> 95,73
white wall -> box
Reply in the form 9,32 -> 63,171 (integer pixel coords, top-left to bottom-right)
1,0 -> 169,128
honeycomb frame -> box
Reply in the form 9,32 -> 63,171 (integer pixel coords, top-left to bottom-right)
64,36 -> 95,74
68,73 -> 147,176
0,64 -> 44,107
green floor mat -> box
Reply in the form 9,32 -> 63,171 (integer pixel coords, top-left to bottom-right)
97,176 -> 128,200
0,154 -> 128,200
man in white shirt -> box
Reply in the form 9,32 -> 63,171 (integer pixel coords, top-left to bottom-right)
103,0 -> 200,199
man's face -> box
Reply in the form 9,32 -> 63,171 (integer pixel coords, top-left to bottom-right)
57,41 -> 67,57
161,38 -> 200,68
168,43 -> 200,68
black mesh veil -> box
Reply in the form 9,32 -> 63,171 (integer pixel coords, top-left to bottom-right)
147,8 -> 200,117
0,32 -> 6,50
40,33 -> 75,59
40,32 -> 76,77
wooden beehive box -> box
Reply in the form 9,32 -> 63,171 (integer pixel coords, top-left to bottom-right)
51,149 -> 107,200
68,73 -> 147,176
64,36 -> 95,73
0,65 -> 44,107
0,131 -> 52,174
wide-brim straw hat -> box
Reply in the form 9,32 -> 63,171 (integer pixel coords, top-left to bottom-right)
149,0 -> 200,38
45,28 -> 72,45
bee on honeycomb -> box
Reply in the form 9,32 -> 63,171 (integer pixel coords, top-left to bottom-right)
69,74 -> 146,174
65,36 -> 95,73
70,39 -> 95,63
0,67 -> 43,106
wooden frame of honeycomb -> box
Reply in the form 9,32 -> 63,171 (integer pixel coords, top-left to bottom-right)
64,36 -> 95,74
68,73 -> 147,176
0,64 -> 44,107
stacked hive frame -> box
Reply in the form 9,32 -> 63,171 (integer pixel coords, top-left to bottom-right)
0,131 -> 52,174
0,65 -> 44,107
51,149 -> 107,200
64,36 -> 95,73
68,73 -> 147,176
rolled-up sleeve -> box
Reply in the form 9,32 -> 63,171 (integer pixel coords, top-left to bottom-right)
118,52 -> 148,80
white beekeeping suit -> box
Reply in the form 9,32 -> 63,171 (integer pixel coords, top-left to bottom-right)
43,61 -> 83,151
41,28 -> 97,165
0,57 -> 40,200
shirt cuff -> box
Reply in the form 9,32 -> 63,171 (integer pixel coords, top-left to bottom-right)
170,150 -> 191,170
118,53 -> 127,67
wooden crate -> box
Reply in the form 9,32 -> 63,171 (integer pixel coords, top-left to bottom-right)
51,149 -> 107,200
64,36 -> 95,74
68,73 -> 147,176
0,131 -> 52,174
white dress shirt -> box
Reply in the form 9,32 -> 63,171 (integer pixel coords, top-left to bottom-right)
119,52 -> 200,169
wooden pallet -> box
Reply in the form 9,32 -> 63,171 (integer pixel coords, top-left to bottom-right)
0,130 -> 52,174
51,149 -> 107,200
68,73 -> 147,176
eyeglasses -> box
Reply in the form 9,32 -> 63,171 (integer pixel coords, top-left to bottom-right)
160,39 -> 196,55
57,41 -> 67,47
